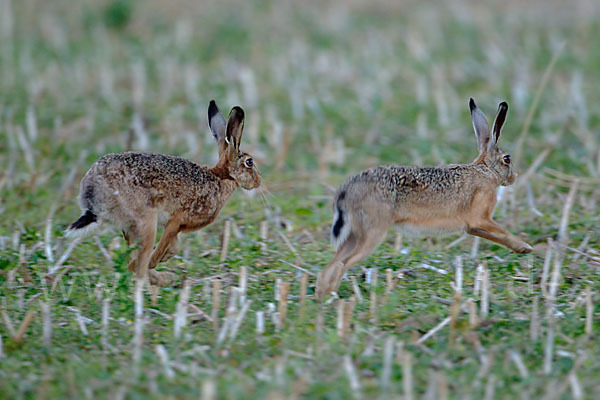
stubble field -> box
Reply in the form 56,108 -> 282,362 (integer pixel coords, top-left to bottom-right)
0,0 -> 599,398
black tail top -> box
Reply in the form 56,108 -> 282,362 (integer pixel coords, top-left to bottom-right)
69,210 -> 97,230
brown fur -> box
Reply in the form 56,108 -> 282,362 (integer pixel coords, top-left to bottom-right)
67,101 -> 260,285
316,99 -> 532,300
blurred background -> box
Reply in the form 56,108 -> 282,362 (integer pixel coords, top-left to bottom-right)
1,0 -> 599,191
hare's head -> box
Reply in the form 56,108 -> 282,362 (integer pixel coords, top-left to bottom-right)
470,99 -> 516,186
208,101 -> 261,190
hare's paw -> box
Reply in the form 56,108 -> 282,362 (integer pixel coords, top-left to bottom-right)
149,270 -> 177,287
515,242 -> 533,254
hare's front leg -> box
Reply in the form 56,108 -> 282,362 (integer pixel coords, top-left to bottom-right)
466,220 -> 532,254
148,219 -> 180,270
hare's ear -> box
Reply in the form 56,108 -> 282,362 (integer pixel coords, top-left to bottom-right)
208,100 -> 227,145
225,106 -> 245,150
490,101 -> 508,150
469,98 -> 490,155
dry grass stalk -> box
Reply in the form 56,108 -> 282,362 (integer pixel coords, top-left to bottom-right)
394,232 -> 403,253
50,238 -> 80,274
548,243 -> 562,302
370,268 -> 378,321
483,374 -> 496,400
132,279 -> 144,367
449,291 -> 461,342
211,280 -> 222,332
437,372 -> 449,400
217,287 -> 239,344
509,350 -> 529,378
174,281 -> 191,339
277,231 -> 302,264
16,126 -> 35,175
558,180 -> 579,247
239,266 -> 247,305
40,301 -> 51,348
274,278 -> 282,301
343,355 -> 361,395
19,243 -> 32,282
299,273 -> 307,311
480,263 -> 490,319
1,309 -> 16,338
316,307 -> 324,333
256,310 -> 265,336
474,263 -> 484,296
151,286 -> 158,307
201,379 -> 216,400
543,319 -> 555,375
381,336 -> 395,391
14,309 -> 36,343
530,297 -> 539,341
467,298 -> 478,328
585,286 -> 593,335
569,372 -> 583,400
102,298 -> 110,351
336,300 -> 345,337
220,220 -> 231,262
455,256 -> 463,293
155,345 -> 175,379
229,299 -> 252,341
44,217 -> 54,263
385,268 -> 394,296
350,276 -> 363,303
514,148 -> 552,189
342,297 -> 355,339
93,236 -> 113,264
0,333 -> 4,358
260,220 -> 268,252
541,238 -> 553,297
470,237 -> 480,259
417,317 -> 451,345
278,282 -> 290,329
402,351 -> 414,400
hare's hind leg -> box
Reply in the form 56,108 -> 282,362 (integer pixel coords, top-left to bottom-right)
132,212 -> 158,281
316,227 -> 388,300
329,228 -> 388,293
317,233 -> 358,300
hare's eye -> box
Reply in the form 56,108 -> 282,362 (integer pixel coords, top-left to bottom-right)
503,155 -> 511,164
244,158 -> 253,168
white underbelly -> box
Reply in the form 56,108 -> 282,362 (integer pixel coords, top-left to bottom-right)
396,222 -> 465,237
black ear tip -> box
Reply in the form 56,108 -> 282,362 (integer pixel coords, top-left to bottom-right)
469,98 -> 477,112
230,106 -> 245,119
499,101 -> 508,111
208,100 -> 219,119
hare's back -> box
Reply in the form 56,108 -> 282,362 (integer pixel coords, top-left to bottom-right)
93,152 -> 213,187
340,165 -> 476,205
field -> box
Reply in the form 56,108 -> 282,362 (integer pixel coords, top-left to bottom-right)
1,0 -> 599,398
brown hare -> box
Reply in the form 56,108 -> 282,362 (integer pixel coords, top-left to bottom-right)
316,98 -> 532,300
66,101 -> 261,285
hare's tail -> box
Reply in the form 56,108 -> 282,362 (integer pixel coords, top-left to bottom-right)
331,191 -> 351,249
65,210 -> 100,239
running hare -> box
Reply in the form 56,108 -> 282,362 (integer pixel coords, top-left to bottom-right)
316,98 -> 532,299
66,101 -> 261,285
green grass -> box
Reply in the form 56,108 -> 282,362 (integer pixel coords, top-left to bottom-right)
1,0 -> 599,398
